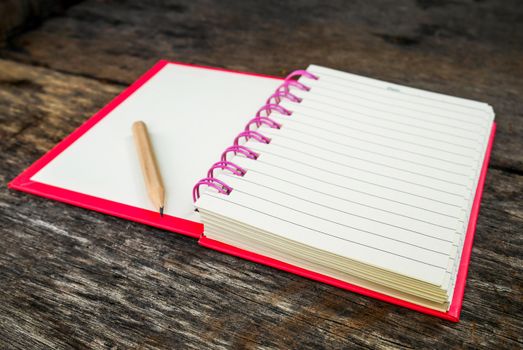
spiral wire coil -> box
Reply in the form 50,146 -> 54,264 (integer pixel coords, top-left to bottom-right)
193,70 -> 319,202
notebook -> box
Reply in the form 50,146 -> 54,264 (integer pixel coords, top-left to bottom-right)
9,60 -> 496,322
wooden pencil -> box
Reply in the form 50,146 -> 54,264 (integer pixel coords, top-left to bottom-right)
132,121 -> 165,216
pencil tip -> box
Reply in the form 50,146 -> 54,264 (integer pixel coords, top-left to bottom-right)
160,207 -> 164,217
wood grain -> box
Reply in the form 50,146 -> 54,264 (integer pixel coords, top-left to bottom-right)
2,0 -> 522,173
0,0 -> 80,45
0,0 -> 522,348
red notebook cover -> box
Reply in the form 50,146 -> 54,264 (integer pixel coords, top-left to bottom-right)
9,60 -> 495,321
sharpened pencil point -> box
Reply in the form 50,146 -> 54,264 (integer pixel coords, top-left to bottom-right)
160,207 -> 164,217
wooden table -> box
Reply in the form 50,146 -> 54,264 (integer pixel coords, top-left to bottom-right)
1,1 -> 522,348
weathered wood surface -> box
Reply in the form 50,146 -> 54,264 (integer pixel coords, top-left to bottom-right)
0,0 -> 80,44
0,0 -> 522,349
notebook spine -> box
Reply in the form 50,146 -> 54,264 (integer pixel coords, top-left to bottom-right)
193,69 -> 319,201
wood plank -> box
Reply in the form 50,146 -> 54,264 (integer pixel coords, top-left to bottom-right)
1,0 -> 522,173
0,58 -> 522,349
0,0 -> 80,45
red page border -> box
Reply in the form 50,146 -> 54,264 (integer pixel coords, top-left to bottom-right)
199,123 -> 496,322
8,60 -> 282,238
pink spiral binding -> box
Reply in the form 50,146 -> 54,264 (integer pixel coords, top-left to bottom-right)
221,145 -> 259,161
193,177 -> 232,201
245,116 -> 282,131
207,161 -> 246,177
284,69 -> 319,81
277,70 -> 319,93
256,103 -> 292,117
279,80 -> 311,92
192,69 -> 318,202
234,130 -> 271,145
266,91 -> 303,104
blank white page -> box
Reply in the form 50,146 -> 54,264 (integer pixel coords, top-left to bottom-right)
31,63 -> 281,220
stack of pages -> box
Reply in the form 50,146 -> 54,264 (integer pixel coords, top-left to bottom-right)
195,65 -> 495,312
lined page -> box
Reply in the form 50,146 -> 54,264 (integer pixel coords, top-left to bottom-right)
196,64 -> 494,290
304,64 -> 493,297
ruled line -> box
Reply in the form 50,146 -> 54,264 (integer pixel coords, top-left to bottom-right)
308,88 -> 488,127
230,187 -> 454,254
290,108 -> 482,152
300,97 -> 485,135
310,79 -> 489,118
203,192 -> 449,270
274,114 -> 480,157
245,166 -> 462,224
307,68 -> 492,114
266,141 -> 469,189
248,148 -> 464,207
262,128 -> 472,177
295,102 -> 483,143
248,141 -> 469,197
267,131 -> 472,181
246,161 -> 463,219
272,122 -> 475,168
222,173 -> 458,241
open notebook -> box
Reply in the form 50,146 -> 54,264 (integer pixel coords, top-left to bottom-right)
9,60 -> 496,321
